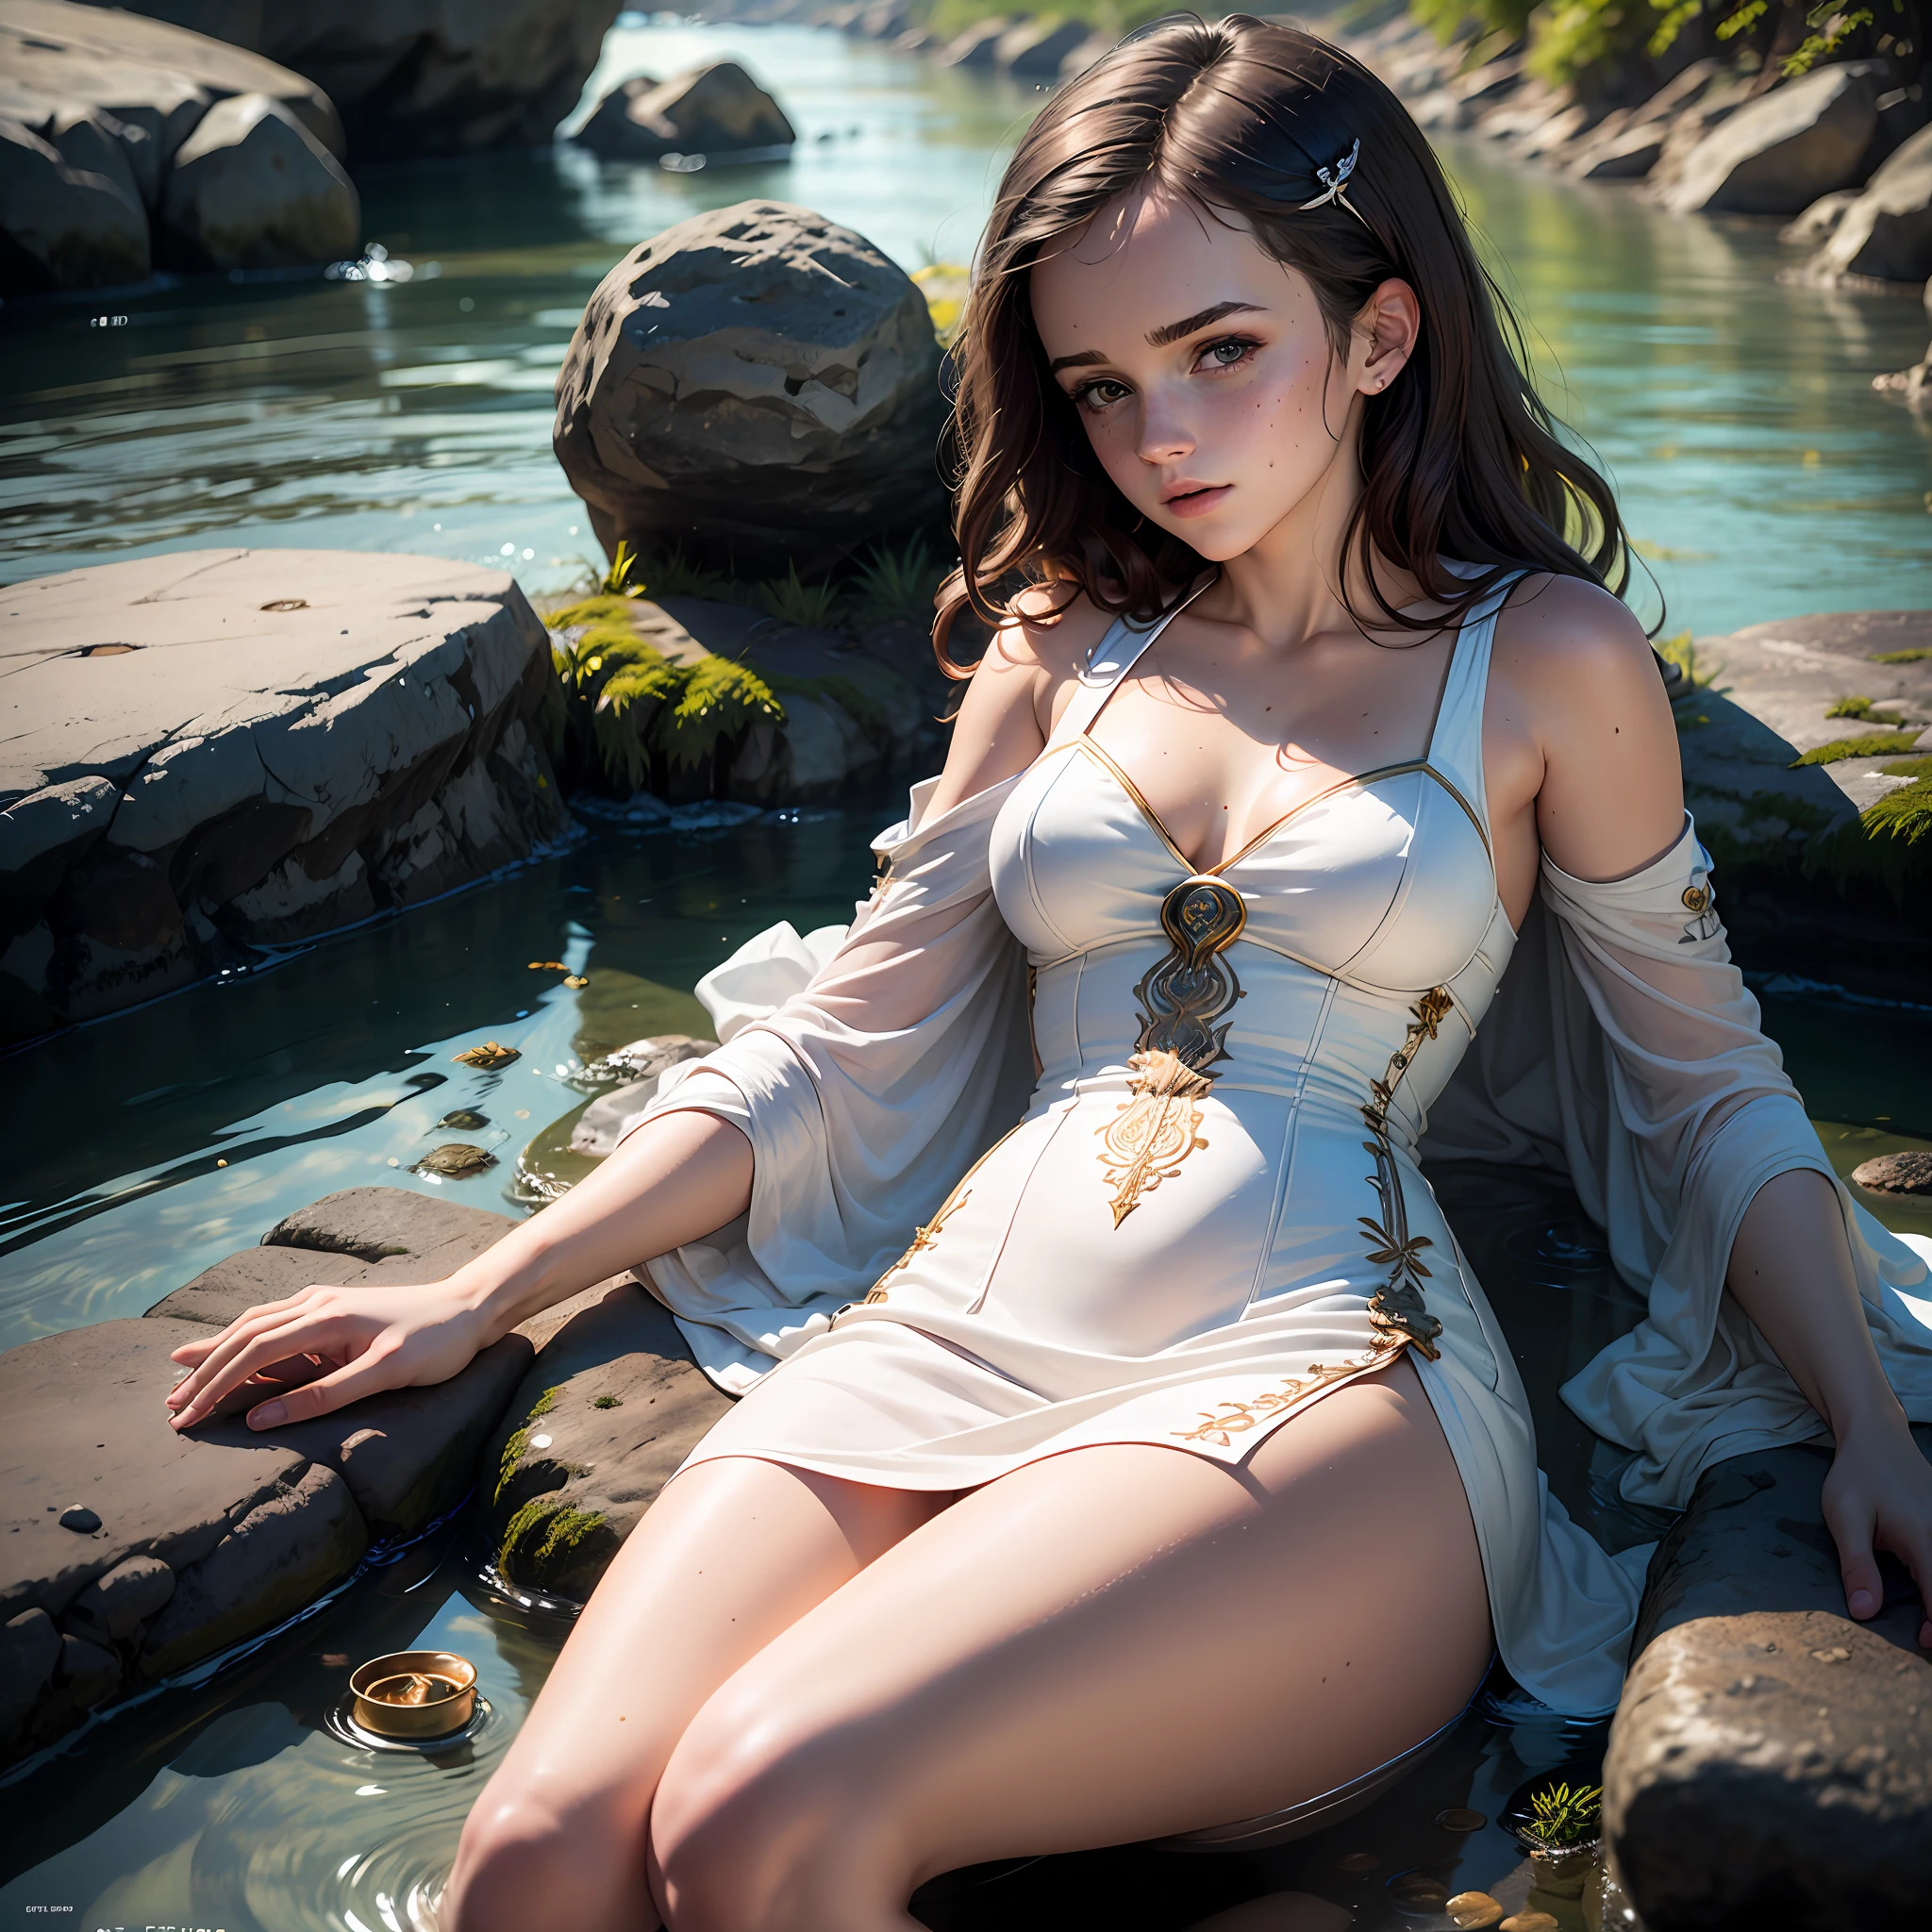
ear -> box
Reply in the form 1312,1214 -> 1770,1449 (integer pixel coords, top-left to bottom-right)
1351,278 -> 1421,396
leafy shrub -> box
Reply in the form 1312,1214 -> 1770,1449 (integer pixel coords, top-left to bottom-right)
756,562 -> 845,631
847,535 -> 943,633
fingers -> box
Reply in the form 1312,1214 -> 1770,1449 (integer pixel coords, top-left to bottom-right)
243,1346 -> 399,1430
164,1291 -> 344,1418
1823,1487 -> 1882,1620
1874,1513 -> 1932,1652
169,1314 -> 365,1430
166,1291 -> 309,1366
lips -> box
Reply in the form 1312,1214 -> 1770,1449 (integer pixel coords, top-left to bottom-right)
1160,482 -> 1231,520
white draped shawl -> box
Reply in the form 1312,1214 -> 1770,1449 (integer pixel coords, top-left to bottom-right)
631,778 -> 1932,1529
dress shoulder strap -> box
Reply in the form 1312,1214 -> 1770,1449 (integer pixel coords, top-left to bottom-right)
1424,568 -> 1526,824
1044,577 -> 1217,751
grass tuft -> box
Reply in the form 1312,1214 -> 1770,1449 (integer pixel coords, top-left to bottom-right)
1825,694 -> 1905,724
1790,730 -> 1924,767
755,562 -> 844,631
1525,1780 -> 1603,1850
1872,647 -> 1932,665
847,536 -> 943,634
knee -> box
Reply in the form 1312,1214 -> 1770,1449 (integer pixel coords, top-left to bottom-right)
652,1698 -> 902,1932
444,1788 -> 633,1932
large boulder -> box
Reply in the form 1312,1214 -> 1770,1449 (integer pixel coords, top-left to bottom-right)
553,200 -> 948,578
1605,1432 -> 1932,1930
0,1185 -> 549,1764
938,16 -> 1014,67
1662,61 -> 1888,215
572,60 -> 794,161
160,92 -> 358,271
0,115 -> 149,292
70,0 -> 622,159
0,551 -> 568,1042
1812,122 -> 1932,282
0,0 -> 345,192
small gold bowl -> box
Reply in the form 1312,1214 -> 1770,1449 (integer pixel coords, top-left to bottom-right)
349,1650 -> 478,1740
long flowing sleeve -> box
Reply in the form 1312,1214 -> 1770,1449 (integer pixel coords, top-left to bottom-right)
1425,814 -> 1932,1508
625,775 -> 1037,1392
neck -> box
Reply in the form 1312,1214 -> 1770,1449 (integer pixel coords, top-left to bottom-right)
1194,400 -> 1424,652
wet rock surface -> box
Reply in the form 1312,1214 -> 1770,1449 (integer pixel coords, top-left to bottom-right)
573,58 -> 793,159
1851,1150 -> 1932,1194
0,550 -> 568,1043
1,1186 -> 543,1765
1670,608 -> 1930,991
553,199 -> 947,578
483,1279 -> 733,1600
1606,1430 -> 1932,1931
1814,121 -> 1932,282
0,0 -> 351,291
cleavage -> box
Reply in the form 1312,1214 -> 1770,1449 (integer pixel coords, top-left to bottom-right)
1083,645 -> 1456,874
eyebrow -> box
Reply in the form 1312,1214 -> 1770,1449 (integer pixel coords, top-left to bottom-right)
1046,300 -> 1268,375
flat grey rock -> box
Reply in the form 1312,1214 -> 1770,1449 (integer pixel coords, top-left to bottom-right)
482,1279 -> 733,1599
1606,1431 -> 1932,1930
4,1185 -> 545,1761
0,550 -> 567,1039
553,200 -> 947,578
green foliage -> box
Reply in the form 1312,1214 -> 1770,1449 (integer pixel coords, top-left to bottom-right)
1525,1780 -> 1603,1849
601,538 -> 643,597
756,562 -> 845,631
1805,776 -> 1932,905
1881,757 -> 1932,779
847,536 -> 943,634
1872,647 -> 1932,664
494,1386 -> 561,1506
636,545 -> 737,603
1657,630 -> 1719,689
496,1496 -> 610,1584
1781,2 -> 1872,75
1790,730 -> 1924,767
593,1393 -> 622,1408
544,596 -> 786,789
1825,694 -> 1906,724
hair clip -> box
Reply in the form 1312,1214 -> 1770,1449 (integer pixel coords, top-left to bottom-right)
1300,139 -> 1370,228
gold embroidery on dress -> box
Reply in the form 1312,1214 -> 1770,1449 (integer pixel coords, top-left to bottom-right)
1171,1342 -> 1403,1448
862,1189 -> 973,1303
1099,874 -> 1247,1225
1358,988 -> 1452,1359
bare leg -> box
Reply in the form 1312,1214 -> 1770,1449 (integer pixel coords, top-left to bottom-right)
441,1455 -> 948,1932
649,1356 -> 1491,1932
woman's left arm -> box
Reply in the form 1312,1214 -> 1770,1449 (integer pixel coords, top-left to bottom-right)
1499,575 -> 1932,1647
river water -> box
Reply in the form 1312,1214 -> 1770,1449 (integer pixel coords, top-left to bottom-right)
3,17 -> 1930,1932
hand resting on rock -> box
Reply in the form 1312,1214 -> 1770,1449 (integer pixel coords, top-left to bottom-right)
164,1108 -> 754,1431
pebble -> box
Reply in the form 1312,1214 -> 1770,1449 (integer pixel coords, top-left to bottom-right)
1387,1873 -> 1447,1910
1850,1150 -> 1932,1196
1499,1916 -> 1558,1932
1436,1807 -> 1487,1832
1335,1851 -> 1379,1873
438,1109 -> 491,1131
453,1041 -> 520,1069
1446,1894 -> 1503,1929
58,1506 -> 101,1533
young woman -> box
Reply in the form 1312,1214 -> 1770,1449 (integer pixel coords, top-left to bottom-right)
162,19 -> 1932,1931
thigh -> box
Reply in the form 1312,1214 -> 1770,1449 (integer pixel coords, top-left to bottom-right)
442,1453 -> 946,1930
655,1357 -> 1491,1890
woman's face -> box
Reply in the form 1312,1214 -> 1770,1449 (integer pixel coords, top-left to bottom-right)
1028,190 -> 1392,563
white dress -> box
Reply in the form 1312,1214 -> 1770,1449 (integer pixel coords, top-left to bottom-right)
629,578 -> 1932,1718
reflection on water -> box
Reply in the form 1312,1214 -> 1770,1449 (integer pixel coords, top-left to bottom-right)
3,18 -> 1930,1926
2,24 -> 1929,633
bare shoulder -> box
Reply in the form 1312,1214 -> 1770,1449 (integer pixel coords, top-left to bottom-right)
1489,573 -> 1664,737
1491,574 -> 1685,877
927,585 -> 1110,814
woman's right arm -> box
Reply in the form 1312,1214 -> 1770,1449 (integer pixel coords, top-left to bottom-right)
164,1109 -> 754,1431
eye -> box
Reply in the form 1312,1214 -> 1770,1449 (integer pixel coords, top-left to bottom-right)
1070,375 -> 1131,414
1194,334 -> 1260,374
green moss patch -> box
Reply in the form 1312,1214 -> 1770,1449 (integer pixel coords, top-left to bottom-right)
1825,694 -> 1906,724
1790,730 -> 1924,767
496,1496 -> 612,1587
1804,776 -> 1932,907
494,1385 -> 561,1506
1872,648 -> 1932,664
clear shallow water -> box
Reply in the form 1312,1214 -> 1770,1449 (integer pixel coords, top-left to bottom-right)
1,22 -> 1929,632
4,20 -> 1932,1929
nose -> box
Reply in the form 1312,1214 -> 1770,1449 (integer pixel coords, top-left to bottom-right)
1135,385 -> 1194,467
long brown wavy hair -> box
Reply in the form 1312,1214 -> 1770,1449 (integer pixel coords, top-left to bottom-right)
935,13 -> 1639,671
